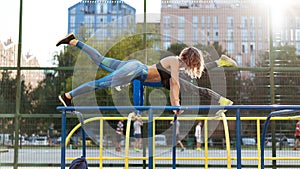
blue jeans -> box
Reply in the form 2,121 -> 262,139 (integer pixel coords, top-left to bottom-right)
69,41 -> 148,97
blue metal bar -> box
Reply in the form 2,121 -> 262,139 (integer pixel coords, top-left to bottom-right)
78,113 -> 86,158
172,115 -> 177,169
61,111 -> 66,169
260,109 -> 297,169
133,80 -> 142,114
236,109 -> 242,169
148,109 -> 153,169
57,105 -> 300,112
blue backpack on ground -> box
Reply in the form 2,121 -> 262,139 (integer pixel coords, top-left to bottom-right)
69,156 -> 88,169
69,112 -> 88,169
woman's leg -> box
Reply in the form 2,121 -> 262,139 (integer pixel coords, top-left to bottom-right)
69,60 -> 148,97
179,78 -> 232,105
76,41 -> 126,72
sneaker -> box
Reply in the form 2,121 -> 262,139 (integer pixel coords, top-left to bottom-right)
134,148 -> 141,152
196,148 -> 202,151
219,97 -> 233,106
218,55 -> 238,67
216,97 -> 233,116
58,93 -> 72,107
56,33 -> 76,46
294,147 -> 298,151
180,148 -> 185,152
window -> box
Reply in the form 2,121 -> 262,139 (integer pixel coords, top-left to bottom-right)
213,16 -> 218,29
201,16 -> 205,29
163,16 -> 170,29
241,16 -> 248,29
178,29 -> 185,43
250,55 -> 256,67
164,29 -> 170,41
227,42 -> 234,54
228,30 -> 234,41
193,29 -> 198,43
207,16 -> 210,29
227,16 -> 233,29
193,16 -> 198,28
242,30 -> 248,42
242,43 -> 248,54
214,30 -> 219,42
250,43 -> 255,53
178,16 -> 185,29
296,30 -> 300,41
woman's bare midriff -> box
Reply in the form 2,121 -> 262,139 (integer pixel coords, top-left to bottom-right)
145,65 -> 161,82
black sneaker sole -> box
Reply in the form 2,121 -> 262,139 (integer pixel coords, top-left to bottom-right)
58,95 -> 67,107
56,33 -> 75,46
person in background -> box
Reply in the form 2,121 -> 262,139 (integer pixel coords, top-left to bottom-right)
195,121 -> 202,151
47,122 -> 55,146
133,114 -> 143,152
115,120 -> 124,152
294,120 -> 300,150
170,120 -> 185,152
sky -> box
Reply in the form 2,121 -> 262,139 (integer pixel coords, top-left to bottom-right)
0,0 -> 161,66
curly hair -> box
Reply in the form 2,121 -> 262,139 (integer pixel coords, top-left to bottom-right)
179,47 -> 205,79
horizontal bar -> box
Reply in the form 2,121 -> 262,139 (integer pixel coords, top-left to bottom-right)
57,105 -> 300,112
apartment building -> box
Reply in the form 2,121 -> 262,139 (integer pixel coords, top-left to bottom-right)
0,38 -> 45,89
68,0 -> 136,41
160,0 -> 300,68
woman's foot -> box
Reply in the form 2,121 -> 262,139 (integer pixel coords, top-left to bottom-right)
217,55 -> 238,67
58,93 -> 72,107
216,97 -> 233,116
56,33 -> 76,46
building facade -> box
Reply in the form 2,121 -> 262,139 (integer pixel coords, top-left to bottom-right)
68,0 -> 136,41
160,0 -> 300,68
0,38 -> 44,89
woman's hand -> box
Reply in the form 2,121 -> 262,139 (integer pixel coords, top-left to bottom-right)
173,109 -> 184,115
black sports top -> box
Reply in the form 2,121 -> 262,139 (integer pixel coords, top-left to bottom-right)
156,62 -> 171,90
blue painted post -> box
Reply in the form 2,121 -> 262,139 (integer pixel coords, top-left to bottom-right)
133,80 -> 143,110
236,109 -> 242,169
172,115 -> 177,169
148,109 -> 153,169
61,111 -> 66,169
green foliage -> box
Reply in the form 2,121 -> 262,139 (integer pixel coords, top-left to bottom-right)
0,71 -> 32,114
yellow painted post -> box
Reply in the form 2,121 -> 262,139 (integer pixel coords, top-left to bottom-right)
204,119 -> 209,169
153,118 -> 156,169
99,119 -> 103,169
257,119 -> 261,169
220,112 -> 231,169
125,115 -> 133,169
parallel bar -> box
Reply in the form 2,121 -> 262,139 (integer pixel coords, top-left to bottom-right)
61,111 -> 66,169
236,109 -> 242,169
57,105 -> 300,112
260,109 -> 298,169
148,109 -> 153,169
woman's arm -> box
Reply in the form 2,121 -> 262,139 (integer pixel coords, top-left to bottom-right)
169,57 -> 180,107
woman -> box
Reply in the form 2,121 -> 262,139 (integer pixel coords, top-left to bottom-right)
56,33 -> 236,114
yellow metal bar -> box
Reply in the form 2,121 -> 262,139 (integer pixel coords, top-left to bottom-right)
99,119 -> 103,169
153,118 -> 156,169
220,112 -> 231,169
204,119 -> 209,169
256,119 -> 261,169
124,114 -> 132,169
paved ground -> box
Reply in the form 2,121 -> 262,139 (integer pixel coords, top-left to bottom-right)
1,147 -> 300,168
